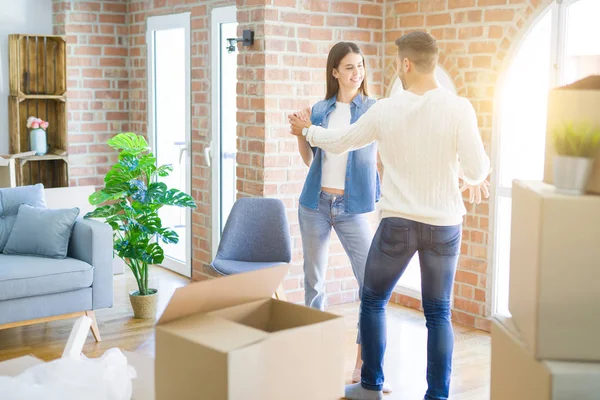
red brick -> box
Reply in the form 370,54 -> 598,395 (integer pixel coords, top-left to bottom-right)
400,15 -> 424,27
327,15 -> 356,27
331,2 -> 359,14
479,0 -> 507,5
394,2 -> 419,13
104,47 -> 128,57
485,9 -> 515,22
360,4 -> 383,17
459,26 -> 484,39
99,14 -> 126,24
103,2 -> 127,13
456,270 -> 479,286
426,13 -> 451,26
448,0 -> 476,8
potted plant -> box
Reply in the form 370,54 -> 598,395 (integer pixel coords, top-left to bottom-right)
26,116 -> 49,155
84,133 -> 196,318
552,121 -> 600,195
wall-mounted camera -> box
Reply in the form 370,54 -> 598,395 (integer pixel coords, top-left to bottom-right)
226,29 -> 254,54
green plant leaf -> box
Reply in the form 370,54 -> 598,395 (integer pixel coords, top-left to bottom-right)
144,242 -> 165,264
146,182 -> 168,202
161,188 -> 197,208
137,214 -> 162,233
84,204 -> 121,219
107,132 -> 149,154
154,164 -> 174,178
89,183 -> 131,205
158,228 -> 179,244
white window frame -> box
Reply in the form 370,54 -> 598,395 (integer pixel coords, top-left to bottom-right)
490,0 -> 589,316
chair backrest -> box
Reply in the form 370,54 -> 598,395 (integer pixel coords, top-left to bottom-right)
214,197 -> 291,263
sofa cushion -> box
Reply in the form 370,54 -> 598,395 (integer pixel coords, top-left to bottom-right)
0,255 -> 93,301
3,204 -> 80,259
0,184 -> 46,252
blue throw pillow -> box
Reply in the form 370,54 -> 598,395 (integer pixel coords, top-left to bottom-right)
3,204 -> 80,259
0,184 -> 46,251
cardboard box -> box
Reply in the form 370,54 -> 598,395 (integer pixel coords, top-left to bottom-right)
509,180 -> 600,361
544,75 -> 600,194
155,265 -> 345,400
491,317 -> 600,400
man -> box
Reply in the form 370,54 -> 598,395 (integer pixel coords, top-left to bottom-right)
289,32 -> 490,400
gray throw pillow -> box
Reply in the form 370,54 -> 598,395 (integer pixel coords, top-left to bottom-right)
0,184 -> 46,251
3,204 -> 80,259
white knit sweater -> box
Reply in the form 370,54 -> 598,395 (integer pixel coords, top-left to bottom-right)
306,88 -> 490,226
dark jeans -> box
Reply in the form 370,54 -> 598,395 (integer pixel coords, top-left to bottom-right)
360,217 -> 461,400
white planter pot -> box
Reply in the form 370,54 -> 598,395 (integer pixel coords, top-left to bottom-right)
553,156 -> 595,195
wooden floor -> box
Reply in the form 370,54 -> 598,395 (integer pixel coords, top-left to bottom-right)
0,266 -> 491,399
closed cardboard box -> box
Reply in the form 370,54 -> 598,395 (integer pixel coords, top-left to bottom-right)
509,180 -> 600,361
155,265 -> 345,400
544,75 -> 600,193
491,317 -> 600,400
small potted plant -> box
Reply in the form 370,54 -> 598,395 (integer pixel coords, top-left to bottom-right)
552,120 -> 600,195
26,116 -> 49,155
85,132 -> 196,319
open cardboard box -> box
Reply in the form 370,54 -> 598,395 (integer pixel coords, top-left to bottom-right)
155,265 -> 346,400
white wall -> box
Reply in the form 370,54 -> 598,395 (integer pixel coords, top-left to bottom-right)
0,0 -> 53,155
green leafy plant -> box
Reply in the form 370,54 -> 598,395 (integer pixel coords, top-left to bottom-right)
552,121 -> 600,158
84,133 -> 196,296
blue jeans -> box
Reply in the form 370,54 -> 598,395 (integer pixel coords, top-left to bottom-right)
299,192 -> 373,342
360,217 -> 461,400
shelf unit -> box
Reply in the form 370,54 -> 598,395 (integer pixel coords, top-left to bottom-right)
8,34 -> 69,188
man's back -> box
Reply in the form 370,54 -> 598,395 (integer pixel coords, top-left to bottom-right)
374,88 -> 489,225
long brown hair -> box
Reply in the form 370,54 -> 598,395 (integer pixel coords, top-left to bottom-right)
325,42 -> 370,100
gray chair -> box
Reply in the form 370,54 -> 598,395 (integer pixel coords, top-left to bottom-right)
210,197 -> 291,298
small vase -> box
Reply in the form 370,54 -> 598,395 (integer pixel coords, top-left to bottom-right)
29,128 -> 48,155
553,155 -> 595,195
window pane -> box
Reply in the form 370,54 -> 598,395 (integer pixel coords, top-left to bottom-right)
154,28 -> 186,262
494,197 -> 513,317
563,0 -> 600,85
498,11 -> 552,188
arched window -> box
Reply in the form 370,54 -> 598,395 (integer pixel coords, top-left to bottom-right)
492,0 -> 600,316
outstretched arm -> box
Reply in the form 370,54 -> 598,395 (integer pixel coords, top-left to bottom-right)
289,101 -> 382,155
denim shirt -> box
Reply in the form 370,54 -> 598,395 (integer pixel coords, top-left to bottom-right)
299,94 -> 381,214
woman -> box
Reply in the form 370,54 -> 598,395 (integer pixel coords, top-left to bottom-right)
293,42 -> 390,392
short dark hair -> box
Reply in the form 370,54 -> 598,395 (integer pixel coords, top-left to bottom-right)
395,31 -> 439,73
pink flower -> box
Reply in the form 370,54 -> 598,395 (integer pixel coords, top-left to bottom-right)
40,121 -> 49,130
26,116 -> 37,128
31,122 -> 40,129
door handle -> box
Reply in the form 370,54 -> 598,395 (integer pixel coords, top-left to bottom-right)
178,146 -> 188,164
174,141 -> 188,164
204,145 -> 212,167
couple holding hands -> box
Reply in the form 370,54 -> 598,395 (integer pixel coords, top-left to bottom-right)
287,31 -> 490,400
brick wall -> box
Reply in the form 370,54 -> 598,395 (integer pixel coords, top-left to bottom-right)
232,0 -> 385,304
53,0 -> 130,187
385,0 -> 552,331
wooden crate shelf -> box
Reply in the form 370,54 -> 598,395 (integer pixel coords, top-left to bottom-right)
8,96 -> 67,156
8,34 -> 68,189
17,158 -> 69,189
9,34 -> 67,97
